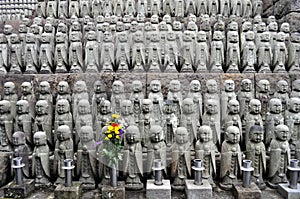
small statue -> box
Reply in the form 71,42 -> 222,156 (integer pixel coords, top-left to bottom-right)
148,80 -> 164,119
12,131 -> 30,179
186,80 -> 203,122
195,31 -> 209,72
54,32 -> 68,73
0,100 -> 13,151
32,131 -> 51,186
252,0 -> 263,16
72,80 -> 89,122
245,125 -> 266,189
111,80 -> 126,115
9,34 -> 22,74
241,31 -> 257,72
226,31 -> 240,73
115,32 -> 130,72
77,126 -> 97,189
95,100 -> 111,141
69,0 -> 80,17
0,34 -> 8,74
288,32 -> 300,72
38,81 -> 53,121
210,31 -> 224,72
167,80 -> 183,119
131,30 -> 146,72
38,33 -> 53,74
139,99 -> 155,147
54,99 -> 73,141
58,0 -> 68,17
180,32 -> 195,72
204,79 -> 220,112
147,32 -> 162,72
46,0 -> 57,17
220,126 -> 242,190
195,126 -> 218,187
221,79 -> 237,122
208,0 -> 219,16
129,80 -> 144,123
85,31 -> 100,73
24,33 -> 38,74
53,125 -> 74,185
220,0 -> 230,17
291,79 -> 300,98
257,32 -> 273,73
3,82 -> 18,117
69,31 -> 83,73
274,80 -> 289,111
285,98 -> 300,150
146,125 -> 167,177
75,99 -> 93,144
56,81 -> 72,104
80,0 -> 90,17
238,79 -> 254,123
162,100 -> 178,147
268,21 -> 278,49
92,81 -> 107,127
100,31 -> 115,72
268,125 -> 290,188
120,100 -> 135,128
165,31 -> 179,72
231,0 -> 242,16
123,125 -> 143,190
36,0 -> 46,17
273,32 -> 288,73
171,127 -> 191,190
256,79 -> 271,121
240,22 -> 252,49
223,100 -> 242,141
21,81 -> 36,119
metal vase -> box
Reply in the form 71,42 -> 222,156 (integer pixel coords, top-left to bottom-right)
110,164 -> 117,187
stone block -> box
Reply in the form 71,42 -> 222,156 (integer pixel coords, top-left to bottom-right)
101,181 -> 125,199
278,183 -> 300,199
146,179 -> 171,199
4,179 -> 35,198
233,183 -> 262,199
54,181 -> 82,199
185,179 -> 212,199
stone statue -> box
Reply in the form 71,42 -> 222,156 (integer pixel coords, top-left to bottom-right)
69,0 -> 79,17
288,33 -> 300,72
220,0 -> 230,17
256,79 -> 271,121
186,80 -> 203,122
92,81 -> 107,128
111,80 -> 126,115
100,31 -> 115,72
208,0 -> 218,16
238,79 -> 254,123
146,125 -> 167,177
171,127 -> 191,190
0,100 -> 13,151
72,80 -> 89,122
226,31 -> 240,73
56,81 -> 72,104
131,30 -> 146,72
180,98 -> 199,147
268,125 -> 290,188
95,100 -> 111,141
221,80 -> 237,121
36,0 -> 46,17
0,34 -> 8,74
58,0 -> 68,17
24,33 -> 38,74
195,126 -> 218,187
85,31 -> 100,73
148,79 -> 164,120
162,100 -> 178,147
167,80 -> 183,120
39,33 -> 53,74
38,81 -> 53,119
54,99 -> 73,141
240,22 -> 252,49
220,126 -> 242,190
21,81 -> 36,119
210,31 -> 224,72
120,100 -> 135,128
291,79 -> 300,98
195,31 -> 209,72
69,31 -> 83,73
274,80 -> 289,111
268,21 -> 278,49
115,32 -> 130,72
9,34 -> 22,74
75,99 -> 93,144
165,31 -> 179,72
245,125 -> 266,189
129,80 -> 144,123
223,100 -> 242,141
204,79 -> 220,112
80,0 -> 90,17
53,125 -> 74,185
77,126 -> 97,189
257,32 -> 272,73
273,32 -> 288,73
139,99 -> 155,147
147,32 -> 162,72
34,100 -> 53,149
54,32 -> 68,73
180,32 -> 195,72
123,125 -> 143,190
3,82 -> 17,117
241,31 -> 257,72
46,0 -> 57,17
12,131 -> 30,179
32,131 -> 51,186
285,98 -> 300,150
265,98 -> 284,146
252,0 -> 263,16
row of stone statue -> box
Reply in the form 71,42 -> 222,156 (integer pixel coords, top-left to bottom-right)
1,77 -> 300,150
0,0 -> 36,21
33,0 -> 263,19
1,16 -> 298,73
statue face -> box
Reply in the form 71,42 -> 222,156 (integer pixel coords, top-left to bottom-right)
224,80 -> 235,92
289,98 -> 300,113
182,99 -> 194,114
17,101 -> 28,114
12,132 -> 25,145
150,126 -> 163,143
206,80 -> 217,93
0,101 -> 10,113
10,34 -> 19,43
126,130 -> 140,144
206,100 -> 218,114
150,80 -> 161,92
269,99 -> 282,114
40,82 -> 50,94
36,101 -> 47,115
277,80 -> 288,92
293,80 -> 300,91
198,126 -> 212,142
176,128 -> 189,144
112,81 -> 124,94
173,21 -> 181,30
269,22 -> 278,31
275,125 -> 289,141
190,80 -> 201,92
4,82 -> 15,95
249,99 -> 261,114
226,127 -> 240,144
163,15 -> 171,23
228,100 -> 239,114
151,15 -> 159,24
170,80 -> 180,92
132,81 -> 142,92
80,127 -> 93,142
142,100 -> 152,113
21,82 -> 32,95
58,82 -> 69,94
241,79 -> 252,91
78,100 -> 90,114
246,31 -> 254,41
250,129 -> 264,143
258,80 -> 270,92
280,23 -> 290,33
197,32 -> 206,41
87,31 -> 96,41
258,22 -> 266,32
121,100 -> 132,116
163,103 -> 173,114
57,100 -> 69,114
74,81 -> 87,93
3,25 -> 12,35
57,127 -> 70,141
33,133 -> 46,146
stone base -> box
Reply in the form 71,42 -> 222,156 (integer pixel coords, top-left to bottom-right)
278,183 -> 300,199
101,181 -> 125,199
54,181 -> 82,199
4,179 -> 35,198
146,180 -> 171,199
233,183 -> 262,199
185,180 -> 212,199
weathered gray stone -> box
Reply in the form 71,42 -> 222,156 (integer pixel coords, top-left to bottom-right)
233,183 -> 261,199
4,179 -> 35,198
54,181 -> 82,199
278,183 -> 300,199
101,181 -> 125,199
185,180 -> 212,199
146,180 -> 171,199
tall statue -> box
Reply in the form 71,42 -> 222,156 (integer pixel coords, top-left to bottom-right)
72,80 -> 89,122
38,81 -> 53,120
147,32 -> 162,72
131,30 -> 146,72
54,32 -> 68,73
75,100 -> 93,144
221,79 -> 237,122
288,32 -> 300,72
92,81 -> 107,128
210,31 -> 224,72
100,31 -> 115,72
3,82 -> 17,117
0,34 -> 8,74
24,33 -> 38,74
95,100 -> 111,141
241,31 -> 257,72
120,100 -> 135,128
167,80 -> 183,119
274,80 -> 289,111
111,80 -> 126,115
162,100 -> 178,147
148,80 -> 164,120
195,31 -> 209,72
54,99 -> 73,141
39,33 -> 53,74
238,79 -> 254,123
129,80 -> 144,123
285,98 -> 300,150
223,99 -> 242,142
273,32 -> 288,73
257,32 -> 272,73
139,99 -> 155,147
180,32 -> 195,72
165,31 -> 179,72
226,31 -> 240,73
9,34 -> 22,74
256,79 -> 271,121
186,80 -> 203,122
69,31 -> 83,73
85,31 -> 100,73
20,81 -> 36,118
0,100 -> 13,151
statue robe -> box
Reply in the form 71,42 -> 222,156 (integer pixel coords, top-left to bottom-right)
32,144 -> 50,179
76,142 -> 97,180
147,141 -> 167,174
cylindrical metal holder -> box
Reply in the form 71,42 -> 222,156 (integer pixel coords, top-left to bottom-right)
152,159 -> 165,186
62,159 -> 75,187
192,159 -> 204,185
288,159 -> 300,189
241,160 -> 254,188
12,157 -> 25,186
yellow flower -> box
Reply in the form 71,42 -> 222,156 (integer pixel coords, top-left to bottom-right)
107,134 -> 112,138
108,126 -> 113,131
112,114 -> 120,119
105,137 -> 109,140
115,130 -> 119,135
116,135 -> 120,139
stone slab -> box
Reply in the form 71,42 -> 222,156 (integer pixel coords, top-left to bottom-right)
101,181 -> 125,199
278,183 -> 300,199
233,183 -> 262,199
4,179 -> 35,198
54,181 -> 82,199
146,179 -> 171,199
185,179 -> 212,199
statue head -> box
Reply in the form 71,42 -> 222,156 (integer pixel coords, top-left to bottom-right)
56,99 -> 70,114
257,22 -> 266,32
57,125 -> 71,141
0,100 -> 11,114
35,100 -> 48,116
197,125 -> 212,143
136,13 -> 145,23
242,21 -> 252,32
245,31 -> 255,41
78,99 -> 91,114
187,21 -> 197,31
10,34 -> 20,44
190,80 -> 201,92
33,131 -> 47,146
57,22 -> 68,33
150,125 -> 164,143
4,82 -> 16,95
55,32 -> 65,43
150,80 -> 161,93
142,99 -> 152,113
74,81 -> 87,93
182,98 -> 194,114
44,23 -> 53,33
39,81 -> 51,94
169,80 -> 181,92
277,32 -> 286,42
94,81 -> 104,93
224,79 -> 235,92
228,99 -> 239,114
163,100 -> 174,114
267,16 -> 276,25
25,32 -> 35,43
241,79 -> 252,92
125,125 -> 140,144
150,15 -> 159,24
134,30 -> 144,42
197,31 -> 207,42
80,126 -> 93,143
132,80 -> 142,93
206,79 -> 218,93
0,34 -> 7,44
87,31 -> 96,41
253,15 -> 262,24
173,21 -> 182,30
162,14 -> 171,24
100,100 -> 111,114
269,98 -> 282,114
12,131 -> 26,146
288,98 -> 300,113
225,126 -> 240,144
206,99 -> 218,114
249,99 -> 261,114
21,82 -> 33,95
118,32 -> 128,42
261,32 -> 270,42
3,25 -> 13,35
292,79 -> 300,91
121,100 -> 133,116
16,100 -> 29,114
130,21 -> 138,32
58,81 -> 70,95
268,21 -> 278,31
103,31 -> 113,42
275,125 -> 289,141
249,125 -> 264,143
112,80 -> 124,94
175,127 -> 189,144
277,80 -> 288,93
257,79 -> 270,93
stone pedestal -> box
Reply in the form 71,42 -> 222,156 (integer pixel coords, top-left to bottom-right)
185,180 -> 212,199
233,183 -> 261,199
54,182 -> 82,199
278,183 -> 300,199
101,181 -> 125,199
4,179 -> 35,198
146,180 -> 171,199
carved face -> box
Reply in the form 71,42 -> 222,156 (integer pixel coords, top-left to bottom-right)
190,80 -> 201,92
245,31 -> 254,41
228,100 -> 239,114
187,22 -> 197,31
249,128 -> 264,143
35,100 -> 48,115
198,126 -> 212,142
242,22 -> 252,31
21,82 -> 32,95
150,125 -> 163,143
57,125 -> 71,141
159,22 -> 168,31
112,81 -> 124,94
126,126 -> 140,143
280,23 -> 290,33
0,100 -> 10,114
4,82 -> 15,95
118,32 -> 127,42
78,100 -> 90,114
249,99 -> 261,114
293,80 -> 300,91
142,100 -> 152,113
33,132 -> 47,146
206,80 -> 218,93
268,22 -> 278,31
12,132 -> 25,146
189,15 -> 197,22
176,127 -> 189,144
87,31 -> 96,41
258,80 -> 270,93
94,81 -> 102,93
74,81 -> 87,93
206,100 -> 218,114
228,22 -> 238,31
229,32 -> 238,43
10,34 -> 19,43
182,99 -> 194,114
173,21 -> 182,30
26,33 -> 35,43
58,81 -> 69,94
163,103 -> 173,114
57,100 -> 70,114
3,25 -> 12,35
103,31 -> 112,42
19,24 -> 27,33
289,98 -> 300,113
121,100 -> 133,116
80,126 -> 93,142
277,80 -> 288,93
226,126 -> 240,144
258,22 -> 266,32
224,80 -> 235,92
269,99 -> 282,114
151,15 -> 159,24
197,31 -> 206,42
277,32 -> 285,42
169,80 -> 180,92
150,80 -> 161,92
275,125 -> 289,141
57,23 -> 67,33
134,31 -> 143,42
132,81 -> 142,92
39,81 -> 50,94
241,79 -> 252,92
163,15 -> 171,23
17,100 -> 29,114
100,100 -> 111,114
